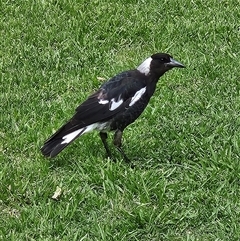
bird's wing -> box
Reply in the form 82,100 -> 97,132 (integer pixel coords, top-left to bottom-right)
71,70 -> 146,128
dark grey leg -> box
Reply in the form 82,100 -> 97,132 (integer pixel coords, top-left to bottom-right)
113,130 -> 130,162
99,132 -> 112,158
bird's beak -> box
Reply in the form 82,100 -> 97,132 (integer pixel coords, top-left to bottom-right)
166,58 -> 185,68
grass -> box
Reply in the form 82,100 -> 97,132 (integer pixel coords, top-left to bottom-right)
1,0 -> 240,240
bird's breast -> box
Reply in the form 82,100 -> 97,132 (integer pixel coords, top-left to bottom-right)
110,90 -> 151,131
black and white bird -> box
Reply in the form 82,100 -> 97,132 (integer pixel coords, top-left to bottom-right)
41,53 -> 185,161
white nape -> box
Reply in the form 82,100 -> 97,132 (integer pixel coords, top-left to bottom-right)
129,87 -> 146,106
137,57 -> 152,75
109,98 -> 123,111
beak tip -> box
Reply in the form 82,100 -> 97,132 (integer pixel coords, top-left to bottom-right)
168,57 -> 185,68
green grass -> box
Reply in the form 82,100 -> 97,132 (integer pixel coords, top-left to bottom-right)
1,0 -> 240,240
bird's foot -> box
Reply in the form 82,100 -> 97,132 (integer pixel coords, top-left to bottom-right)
116,146 -> 131,163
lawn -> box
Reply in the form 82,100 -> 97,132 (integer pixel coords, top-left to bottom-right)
1,0 -> 240,240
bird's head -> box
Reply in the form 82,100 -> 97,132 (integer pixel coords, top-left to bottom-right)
137,53 -> 185,78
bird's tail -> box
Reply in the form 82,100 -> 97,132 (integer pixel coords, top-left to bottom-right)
41,121 -> 95,158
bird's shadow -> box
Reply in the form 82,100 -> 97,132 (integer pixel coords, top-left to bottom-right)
47,141 -> 167,172
46,128 -> 179,170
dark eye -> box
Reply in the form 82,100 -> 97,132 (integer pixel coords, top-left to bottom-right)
159,57 -> 166,62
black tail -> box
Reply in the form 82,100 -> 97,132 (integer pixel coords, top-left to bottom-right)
41,122 -> 88,158
41,134 -> 68,158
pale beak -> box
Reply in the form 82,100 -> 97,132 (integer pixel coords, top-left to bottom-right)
166,58 -> 185,68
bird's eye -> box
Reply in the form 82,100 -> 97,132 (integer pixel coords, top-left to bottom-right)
159,58 -> 166,62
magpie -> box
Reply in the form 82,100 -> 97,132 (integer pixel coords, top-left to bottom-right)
41,53 -> 185,162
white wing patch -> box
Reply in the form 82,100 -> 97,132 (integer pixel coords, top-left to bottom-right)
99,99 -> 109,104
99,95 -> 123,111
129,87 -> 146,107
61,129 -> 83,144
61,123 -> 109,144
109,98 -> 123,111
137,57 -> 152,75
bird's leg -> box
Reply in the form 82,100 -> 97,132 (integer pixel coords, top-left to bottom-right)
113,130 -> 130,162
99,132 -> 112,159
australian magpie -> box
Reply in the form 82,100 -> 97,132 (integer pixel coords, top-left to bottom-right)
41,53 -> 185,161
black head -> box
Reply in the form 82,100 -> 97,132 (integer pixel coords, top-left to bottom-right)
151,53 -> 185,68
137,53 -> 185,78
